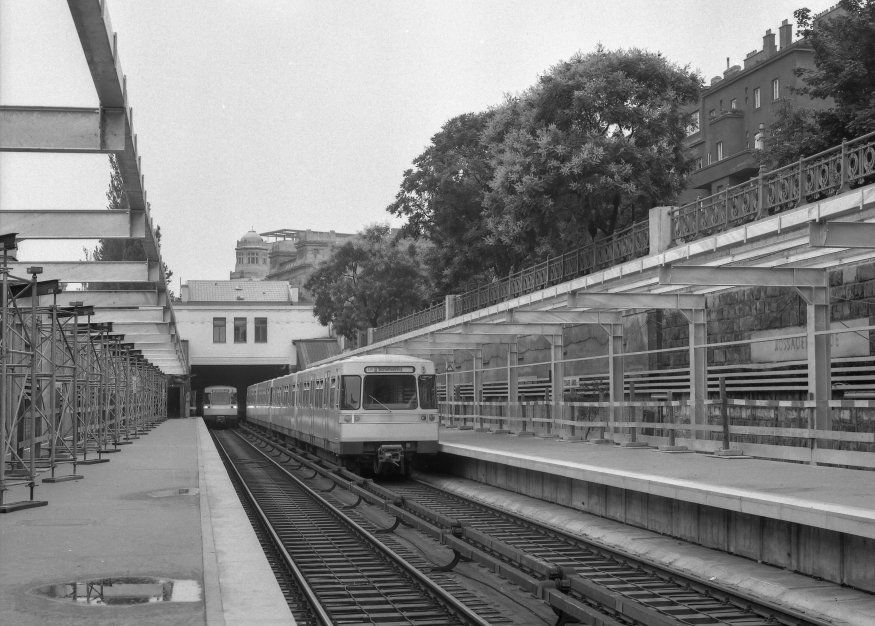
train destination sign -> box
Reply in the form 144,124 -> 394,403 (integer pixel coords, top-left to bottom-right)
750,318 -> 869,363
364,366 -> 416,373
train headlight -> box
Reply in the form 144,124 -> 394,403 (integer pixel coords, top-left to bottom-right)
343,415 -> 351,423
420,415 -> 426,420
429,415 -> 435,421
204,404 -> 210,409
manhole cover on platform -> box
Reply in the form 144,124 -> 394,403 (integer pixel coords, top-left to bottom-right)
33,577 -> 201,606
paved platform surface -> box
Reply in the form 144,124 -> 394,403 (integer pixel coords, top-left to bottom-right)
0,418 -> 294,626
439,429 -> 875,538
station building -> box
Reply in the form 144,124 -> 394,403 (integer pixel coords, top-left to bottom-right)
175,280 -> 332,417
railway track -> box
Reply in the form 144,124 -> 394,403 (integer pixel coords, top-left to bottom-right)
210,428 -> 492,625
236,423 -> 834,626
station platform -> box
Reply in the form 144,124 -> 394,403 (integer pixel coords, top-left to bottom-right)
0,418 -> 294,626
437,429 -> 875,593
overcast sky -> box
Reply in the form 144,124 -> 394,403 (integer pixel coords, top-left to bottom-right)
0,0 -> 831,290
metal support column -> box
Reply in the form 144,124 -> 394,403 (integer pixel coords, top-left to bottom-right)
680,308 -> 707,446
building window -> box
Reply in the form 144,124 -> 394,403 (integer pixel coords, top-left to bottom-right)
754,88 -> 761,109
772,78 -> 780,100
707,153 -> 713,166
236,254 -> 243,264
686,111 -> 700,136
709,109 -> 716,119
716,142 -> 724,161
234,317 -> 247,343
695,157 -> 703,170
746,131 -> 750,148
254,318 -> 267,343
213,318 -> 226,343
730,98 -> 737,109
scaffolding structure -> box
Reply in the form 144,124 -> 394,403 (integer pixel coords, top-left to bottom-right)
0,243 -> 168,511
0,1 -> 188,511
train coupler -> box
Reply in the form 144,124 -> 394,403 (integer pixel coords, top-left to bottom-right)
377,444 -> 404,465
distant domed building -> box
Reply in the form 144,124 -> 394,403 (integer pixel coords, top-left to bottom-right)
230,230 -> 269,280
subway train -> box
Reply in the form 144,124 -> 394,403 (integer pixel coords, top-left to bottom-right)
246,355 -> 439,474
202,385 -> 239,429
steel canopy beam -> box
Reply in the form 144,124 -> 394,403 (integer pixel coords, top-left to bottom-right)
8,262 -> 156,284
509,310 -> 621,325
395,341 -> 479,352
429,333 -> 519,345
809,221 -> 875,248
567,291 -> 706,310
658,265 -> 827,287
0,106 -> 125,152
461,323 -> 566,336
91,308 -> 166,324
0,210 -> 143,239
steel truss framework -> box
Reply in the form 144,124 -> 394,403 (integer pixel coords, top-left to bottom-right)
0,1 -> 184,510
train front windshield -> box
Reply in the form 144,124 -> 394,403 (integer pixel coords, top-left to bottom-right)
207,391 -> 236,406
357,374 -> 437,410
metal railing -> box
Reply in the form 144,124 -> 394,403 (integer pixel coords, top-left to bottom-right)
371,301 -> 446,344
455,220 -> 650,316
672,130 -> 875,243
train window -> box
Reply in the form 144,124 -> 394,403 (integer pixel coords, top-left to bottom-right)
340,376 -> 361,410
363,375 -> 417,410
303,382 -> 310,407
329,378 -> 337,408
418,375 -> 437,409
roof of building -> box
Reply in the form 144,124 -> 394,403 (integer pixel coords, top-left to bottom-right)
185,280 -> 290,302
295,339 -> 341,369
238,230 -> 266,246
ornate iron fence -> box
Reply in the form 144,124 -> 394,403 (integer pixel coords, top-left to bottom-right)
672,131 -> 875,243
371,301 -> 446,344
454,221 -> 649,316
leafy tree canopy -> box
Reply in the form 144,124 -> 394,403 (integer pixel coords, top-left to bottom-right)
304,224 -> 432,341
387,112 -> 514,294
483,47 -> 700,261
387,47 -> 700,283
796,0 -> 875,141
763,1 -> 875,166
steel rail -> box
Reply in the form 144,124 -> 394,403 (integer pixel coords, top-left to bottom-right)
210,430 -> 332,626
237,425 -> 828,626
225,428 -> 492,626
390,478 -> 831,626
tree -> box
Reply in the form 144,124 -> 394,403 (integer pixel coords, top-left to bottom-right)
304,225 -> 432,341
764,1 -> 875,166
87,155 -> 174,296
757,99 -> 830,168
796,1 -> 875,141
482,47 -> 701,263
387,112 -> 515,293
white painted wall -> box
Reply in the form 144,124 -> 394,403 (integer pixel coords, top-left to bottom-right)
175,303 -> 330,366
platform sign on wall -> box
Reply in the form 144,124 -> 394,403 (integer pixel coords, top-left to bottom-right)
750,318 -> 870,363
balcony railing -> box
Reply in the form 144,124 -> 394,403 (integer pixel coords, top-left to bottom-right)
672,130 -> 875,243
